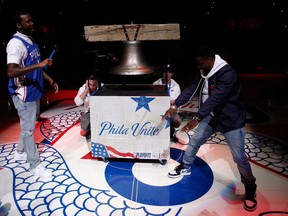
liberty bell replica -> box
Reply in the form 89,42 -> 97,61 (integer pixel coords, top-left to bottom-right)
109,25 -> 155,75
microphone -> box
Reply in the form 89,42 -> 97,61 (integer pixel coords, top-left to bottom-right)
44,44 -> 60,70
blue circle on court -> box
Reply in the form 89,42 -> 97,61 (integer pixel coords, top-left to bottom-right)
105,148 -> 214,206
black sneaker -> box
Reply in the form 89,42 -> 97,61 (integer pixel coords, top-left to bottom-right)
168,163 -> 191,178
244,184 -> 257,212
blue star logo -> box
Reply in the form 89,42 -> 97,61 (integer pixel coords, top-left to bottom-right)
131,96 -> 155,112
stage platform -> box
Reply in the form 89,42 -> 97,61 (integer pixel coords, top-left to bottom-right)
0,74 -> 288,215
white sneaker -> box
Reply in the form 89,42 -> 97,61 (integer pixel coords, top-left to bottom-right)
31,164 -> 53,178
168,163 -> 191,178
14,151 -> 27,161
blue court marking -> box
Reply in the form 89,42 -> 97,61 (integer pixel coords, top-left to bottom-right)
105,153 -> 213,206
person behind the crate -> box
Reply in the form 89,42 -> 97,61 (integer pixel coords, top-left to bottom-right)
153,62 -> 182,138
153,62 -> 181,105
74,73 -> 102,136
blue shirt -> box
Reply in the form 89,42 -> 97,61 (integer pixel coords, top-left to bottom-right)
8,35 -> 44,102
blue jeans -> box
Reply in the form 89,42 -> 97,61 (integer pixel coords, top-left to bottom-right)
183,115 -> 256,187
12,95 -> 41,169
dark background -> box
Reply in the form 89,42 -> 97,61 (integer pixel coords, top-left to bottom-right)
0,0 -> 287,89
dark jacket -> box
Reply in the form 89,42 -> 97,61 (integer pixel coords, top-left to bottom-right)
174,64 -> 246,133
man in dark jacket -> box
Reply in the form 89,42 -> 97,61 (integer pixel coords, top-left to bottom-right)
163,46 -> 257,212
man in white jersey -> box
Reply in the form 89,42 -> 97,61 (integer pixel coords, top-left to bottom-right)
153,63 -> 182,139
6,11 -> 59,179
153,63 -> 181,105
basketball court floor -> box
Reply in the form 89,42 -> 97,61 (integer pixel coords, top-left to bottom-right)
0,89 -> 287,216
